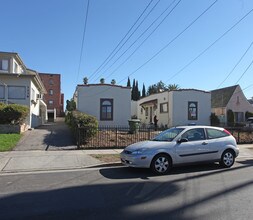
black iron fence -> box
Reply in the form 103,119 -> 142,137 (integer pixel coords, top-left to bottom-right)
76,125 -> 164,149
75,125 -> 253,149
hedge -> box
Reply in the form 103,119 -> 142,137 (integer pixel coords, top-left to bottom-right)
0,103 -> 29,125
65,110 -> 98,146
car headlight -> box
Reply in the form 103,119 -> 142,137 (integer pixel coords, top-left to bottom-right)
131,148 -> 147,155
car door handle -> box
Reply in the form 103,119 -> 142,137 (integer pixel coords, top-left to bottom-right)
202,142 -> 208,145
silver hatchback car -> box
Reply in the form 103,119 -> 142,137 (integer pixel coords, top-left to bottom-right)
120,126 -> 239,175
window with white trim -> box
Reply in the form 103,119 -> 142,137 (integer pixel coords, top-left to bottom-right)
8,86 -> 26,99
100,99 -> 113,121
0,59 -> 9,71
160,102 -> 168,113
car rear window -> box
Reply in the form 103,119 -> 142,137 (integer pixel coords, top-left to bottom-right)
206,128 -> 230,139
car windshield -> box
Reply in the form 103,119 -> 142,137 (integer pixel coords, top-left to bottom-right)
152,127 -> 185,142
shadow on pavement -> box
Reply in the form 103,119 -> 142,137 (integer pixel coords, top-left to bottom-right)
14,118 -> 76,151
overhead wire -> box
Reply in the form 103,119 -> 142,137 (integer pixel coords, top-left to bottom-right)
165,6 -> 253,83
235,55 -> 253,84
88,0 -> 158,82
217,40 -> 253,88
100,0 -> 181,82
121,0 -> 218,83
76,0 -> 90,84
80,0 -> 218,98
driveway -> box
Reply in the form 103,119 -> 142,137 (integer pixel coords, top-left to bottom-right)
14,118 -> 77,151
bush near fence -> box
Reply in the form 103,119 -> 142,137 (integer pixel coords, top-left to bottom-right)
65,110 -> 98,147
226,127 -> 253,144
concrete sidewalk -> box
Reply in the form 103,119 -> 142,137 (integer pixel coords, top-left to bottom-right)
0,145 -> 252,174
0,149 -> 123,174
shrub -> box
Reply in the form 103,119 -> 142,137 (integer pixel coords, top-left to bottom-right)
65,110 -> 98,146
0,104 -> 29,125
227,109 -> 234,126
210,113 -> 220,126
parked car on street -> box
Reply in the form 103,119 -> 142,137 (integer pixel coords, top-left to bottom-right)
120,125 -> 239,175
245,117 -> 253,127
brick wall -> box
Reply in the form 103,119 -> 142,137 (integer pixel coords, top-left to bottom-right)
39,73 -> 64,116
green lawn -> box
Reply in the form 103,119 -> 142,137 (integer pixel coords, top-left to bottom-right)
0,134 -> 22,151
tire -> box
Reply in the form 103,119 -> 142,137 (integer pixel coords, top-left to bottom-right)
220,150 -> 235,168
151,154 -> 172,175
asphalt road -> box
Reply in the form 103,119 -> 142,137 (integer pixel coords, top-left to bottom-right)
0,159 -> 253,220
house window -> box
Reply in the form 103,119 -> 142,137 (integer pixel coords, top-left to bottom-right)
0,59 -> 9,71
145,107 -> 148,116
100,99 -> 113,121
49,79 -> 53,85
49,89 -> 53,95
0,85 -> 5,99
49,100 -> 53,105
160,102 -> 168,113
8,86 -> 26,99
188,102 -> 198,120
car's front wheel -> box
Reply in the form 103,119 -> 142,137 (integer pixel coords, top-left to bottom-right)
151,154 -> 172,175
220,150 -> 235,168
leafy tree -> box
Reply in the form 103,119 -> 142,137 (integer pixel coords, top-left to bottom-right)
83,77 -> 88,85
66,99 -> 76,111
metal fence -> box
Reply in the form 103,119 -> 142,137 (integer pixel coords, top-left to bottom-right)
76,125 -> 164,149
75,125 -> 253,149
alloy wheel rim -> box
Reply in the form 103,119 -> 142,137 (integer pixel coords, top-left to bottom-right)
223,152 -> 233,166
155,157 -> 169,173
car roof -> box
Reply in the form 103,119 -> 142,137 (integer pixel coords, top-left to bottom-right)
175,125 -> 224,130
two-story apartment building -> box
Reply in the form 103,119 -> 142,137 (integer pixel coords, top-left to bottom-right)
0,51 -> 47,128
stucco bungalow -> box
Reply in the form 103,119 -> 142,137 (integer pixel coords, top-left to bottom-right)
134,89 -> 211,128
74,83 -> 131,126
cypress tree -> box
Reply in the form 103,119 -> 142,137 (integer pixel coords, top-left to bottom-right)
127,77 -> 131,87
142,83 -> 146,97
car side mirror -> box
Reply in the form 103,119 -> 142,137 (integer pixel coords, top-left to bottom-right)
177,138 -> 188,143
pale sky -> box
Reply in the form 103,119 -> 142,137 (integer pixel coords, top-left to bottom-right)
1,0 -> 253,103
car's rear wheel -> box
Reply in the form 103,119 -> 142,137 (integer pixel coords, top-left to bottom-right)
220,150 -> 235,168
151,154 -> 172,175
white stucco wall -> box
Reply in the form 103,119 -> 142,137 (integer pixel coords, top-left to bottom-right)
0,75 -> 44,128
77,84 -> 131,126
170,90 -> 211,127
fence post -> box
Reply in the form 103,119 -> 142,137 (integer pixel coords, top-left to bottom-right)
76,124 -> 80,149
237,131 -> 240,143
148,128 -> 151,140
115,127 -> 118,147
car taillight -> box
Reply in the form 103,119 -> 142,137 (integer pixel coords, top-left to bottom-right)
223,129 -> 231,135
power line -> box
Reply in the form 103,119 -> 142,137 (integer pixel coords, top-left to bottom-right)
81,0 -> 219,98
235,55 -> 253,84
217,40 -> 253,88
88,0 -> 158,82
76,0 -> 90,84
165,6 -> 253,83
122,0 -> 218,82
100,0 -> 181,82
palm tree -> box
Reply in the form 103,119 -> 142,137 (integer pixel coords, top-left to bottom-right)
83,77 -> 88,85
168,84 -> 180,91
111,79 -> 116,85
100,78 -> 105,84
